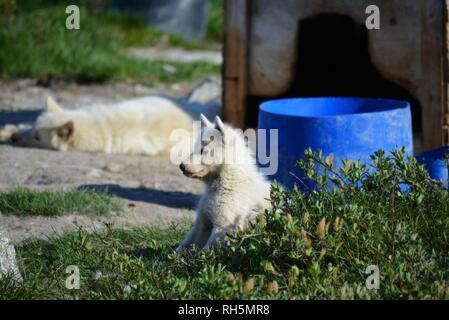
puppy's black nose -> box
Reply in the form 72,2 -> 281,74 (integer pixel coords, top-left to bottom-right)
179,163 -> 186,172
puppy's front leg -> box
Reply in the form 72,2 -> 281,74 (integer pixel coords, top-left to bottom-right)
176,213 -> 212,253
176,219 -> 200,253
203,226 -> 233,250
192,217 -> 213,250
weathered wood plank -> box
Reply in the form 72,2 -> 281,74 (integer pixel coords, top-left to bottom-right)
444,0 -> 449,145
421,0 -> 444,149
223,0 -> 250,128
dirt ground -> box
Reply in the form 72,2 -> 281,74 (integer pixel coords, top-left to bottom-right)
0,77 -> 222,244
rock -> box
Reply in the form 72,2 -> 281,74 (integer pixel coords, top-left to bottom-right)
0,230 -> 22,282
163,64 -> 177,74
186,77 -> 222,104
92,270 -> 103,280
102,164 -> 123,173
92,270 -> 119,281
123,283 -> 132,295
86,169 -> 102,178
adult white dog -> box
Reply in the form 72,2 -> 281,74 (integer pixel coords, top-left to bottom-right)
9,96 -> 193,156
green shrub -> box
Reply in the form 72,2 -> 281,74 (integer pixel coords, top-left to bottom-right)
167,148 -> 449,299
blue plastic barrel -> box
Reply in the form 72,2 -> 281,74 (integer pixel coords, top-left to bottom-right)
257,97 -> 413,189
417,147 -> 449,188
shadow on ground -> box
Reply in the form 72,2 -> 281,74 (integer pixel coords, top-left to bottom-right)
0,109 -> 42,126
79,184 -> 200,210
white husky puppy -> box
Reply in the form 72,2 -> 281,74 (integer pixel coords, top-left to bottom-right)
9,96 -> 193,155
177,114 -> 272,252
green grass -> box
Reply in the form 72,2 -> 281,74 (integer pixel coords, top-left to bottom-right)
206,0 -> 224,43
0,188 -> 122,216
1,149 -> 448,299
98,11 -> 206,50
0,0 -> 221,84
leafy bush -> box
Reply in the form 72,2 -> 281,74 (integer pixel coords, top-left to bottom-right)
172,148 -> 449,299
1,149 -> 448,299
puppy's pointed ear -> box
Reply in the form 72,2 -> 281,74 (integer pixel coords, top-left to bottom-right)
46,96 -> 63,113
56,121 -> 74,141
214,116 -> 226,134
200,113 -> 213,128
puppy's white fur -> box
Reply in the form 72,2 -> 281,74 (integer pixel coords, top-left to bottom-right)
177,115 -> 271,252
11,96 -> 193,155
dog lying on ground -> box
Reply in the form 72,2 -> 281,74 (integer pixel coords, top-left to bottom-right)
177,114 -> 272,252
6,96 -> 193,156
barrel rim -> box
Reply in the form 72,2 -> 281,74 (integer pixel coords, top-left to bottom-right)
259,97 -> 411,119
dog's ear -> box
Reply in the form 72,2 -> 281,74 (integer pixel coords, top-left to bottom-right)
214,116 -> 226,134
200,113 -> 213,128
56,121 -> 74,141
46,96 -> 63,113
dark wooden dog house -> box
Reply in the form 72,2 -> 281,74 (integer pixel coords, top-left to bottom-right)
223,0 -> 449,152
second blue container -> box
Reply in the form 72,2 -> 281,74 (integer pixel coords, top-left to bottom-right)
257,97 -> 413,189
417,147 -> 449,188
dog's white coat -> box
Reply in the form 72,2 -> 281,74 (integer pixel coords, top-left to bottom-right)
13,96 -> 193,155
177,115 -> 272,252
